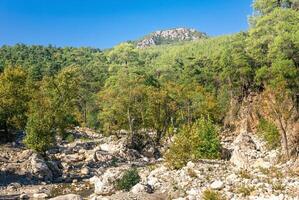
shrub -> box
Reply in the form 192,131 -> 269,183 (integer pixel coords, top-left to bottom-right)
24,112 -> 55,152
194,117 -> 221,159
165,125 -> 194,169
165,117 -> 221,169
257,118 -> 280,149
65,134 -> 75,143
202,189 -> 226,200
115,168 -> 140,191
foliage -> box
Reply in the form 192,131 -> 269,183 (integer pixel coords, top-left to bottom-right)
0,67 -> 30,141
165,117 -> 221,169
257,118 -> 280,149
115,168 -> 140,191
24,83 -> 55,152
24,112 -> 55,152
165,125 -> 194,169
238,170 -> 252,179
24,66 -> 82,151
236,185 -> 255,197
65,134 -> 75,143
0,0 -> 298,159
202,189 -> 226,200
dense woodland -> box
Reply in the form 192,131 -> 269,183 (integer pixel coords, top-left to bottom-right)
0,0 -> 298,165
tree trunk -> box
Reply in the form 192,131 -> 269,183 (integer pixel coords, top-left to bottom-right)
3,121 -> 8,134
278,118 -> 290,158
127,108 -> 133,136
155,130 -> 162,145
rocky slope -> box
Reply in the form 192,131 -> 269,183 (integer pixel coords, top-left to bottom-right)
1,127 -> 299,200
135,28 -> 207,48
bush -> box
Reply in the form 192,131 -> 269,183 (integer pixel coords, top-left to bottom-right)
257,118 -> 280,149
24,113 -> 55,152
202,189 -> 226,200
165,117 -> 221,169
115,168 -> 140,191
65,133 -> 75,143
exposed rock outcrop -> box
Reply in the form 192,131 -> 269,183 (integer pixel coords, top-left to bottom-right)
136,28 -> 207,48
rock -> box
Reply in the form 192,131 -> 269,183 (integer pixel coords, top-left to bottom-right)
230,133 -> 258,169
131,183 -> 144,194
46,160 -> 62,178
187,188 -> 199,196
100,142 -> 122,154
30,153 -> 53,181
94,150 -> 113,162
210,180 -> 224,190
144,184 -> 154,194
91,167 -> 125,195
186,161 -> 195,168
7,182 -> 21,190
33,193 -> 48,199
226,174 -> 238,185
147,176 -> 159,187
78,149 -> 85,154
48,194 -> 83,200
81,167 -> 90,175
63,154 -> 84,163
141,146 -> 161,159
136,28 -> 206,48
253,158 -> 271,169
20,193 -> 29,199
18,149 -> 34,160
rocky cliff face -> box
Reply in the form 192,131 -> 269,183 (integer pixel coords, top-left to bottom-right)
136,28 -> 207,48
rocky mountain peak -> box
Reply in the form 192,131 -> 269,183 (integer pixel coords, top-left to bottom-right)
136,28 -> 207,48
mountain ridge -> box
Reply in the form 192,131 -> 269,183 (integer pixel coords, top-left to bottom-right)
134,27 -> 207,48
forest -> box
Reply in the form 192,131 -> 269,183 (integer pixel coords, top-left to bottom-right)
0,0 -> 298,166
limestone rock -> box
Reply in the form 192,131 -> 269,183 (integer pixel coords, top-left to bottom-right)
230,133 -> 258,169
90,167 -> 126,195
81,167 -> 90,175
136,28 -> 207,48
48,194 -> 83,200
131,183 -> 144,194
30,154 -> 53,181
210,180 -> 224,190
33,193 -> 48,199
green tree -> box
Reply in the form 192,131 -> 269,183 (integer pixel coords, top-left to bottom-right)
24,91 -> 55,152
24,66 -> 82,151
0,67 -> 30,140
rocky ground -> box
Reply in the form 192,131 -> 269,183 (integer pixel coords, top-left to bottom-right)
0,128 -> 299,200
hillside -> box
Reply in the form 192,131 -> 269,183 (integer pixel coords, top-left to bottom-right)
135,28 -> 207,48
0,0 -> 299,199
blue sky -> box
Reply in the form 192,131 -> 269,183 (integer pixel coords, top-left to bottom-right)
0,0 -> 253,49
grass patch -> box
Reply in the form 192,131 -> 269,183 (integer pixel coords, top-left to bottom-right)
202,189 -> 226,200
272,181 -> 285,191
238,170 -> 251,179
236,185 -> 255,197
259,167 -> 283,179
